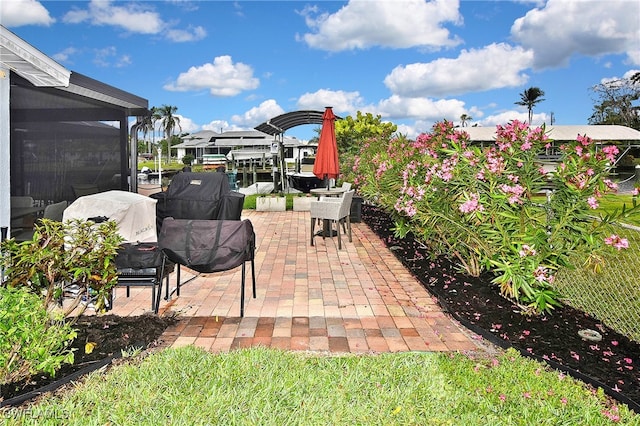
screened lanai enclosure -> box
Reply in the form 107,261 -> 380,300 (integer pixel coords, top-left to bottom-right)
9,73 -> 147,202
1,25 -> 148,235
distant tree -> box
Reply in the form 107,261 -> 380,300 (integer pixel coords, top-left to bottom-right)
157,105 -> 181,163
335,111 -> 398,186
138,106 -> 160,154
182,154 -> 194,166
460,113 -> 472,127
515,87 -> 545,124
335,111 -> 397,156
588,72 -> 640,130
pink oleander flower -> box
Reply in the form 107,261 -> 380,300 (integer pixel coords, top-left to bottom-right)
500,183 -> 526,205
533,266 -> 554,283
519,244 -> 537,257
604,235 -> 629,250
577,134 -> 593,147
602,145 -> 619,162
459,193 -> 484,214
604,179 -> 618,192
633,187 -> 639,196
587,197 -> 599,209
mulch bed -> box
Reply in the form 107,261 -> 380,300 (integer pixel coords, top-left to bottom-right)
361,204 -> 639,410
1,314 -> 176,405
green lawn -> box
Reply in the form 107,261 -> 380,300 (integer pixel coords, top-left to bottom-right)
1,346 -> 637,425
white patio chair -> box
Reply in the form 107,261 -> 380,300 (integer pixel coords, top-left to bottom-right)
310,190 -> 354,250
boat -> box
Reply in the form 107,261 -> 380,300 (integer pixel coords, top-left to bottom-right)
287,171 -> 324,193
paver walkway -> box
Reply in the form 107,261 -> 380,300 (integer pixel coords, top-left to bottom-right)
108,210 -> 482,354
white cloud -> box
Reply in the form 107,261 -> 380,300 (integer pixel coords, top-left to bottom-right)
384,43 -> 534,97
174,115 -> 198,134
299,0 -> 462,51
1,0 -> 54,27
600,69 -> 640,85
201,119 -> 244,133
477,110 -> 548,128
627,49 -> 640,67
63,0 -> 165,34
511,0 -> 640,69
296,89 -> 364,113
52,47 -> 79,63
374,95 -> 467,121
92,46 -> 131,68
166,25 -> 207,43
231,100 -> 285,127
164,55 -> 259,97
60,0 -> 207,42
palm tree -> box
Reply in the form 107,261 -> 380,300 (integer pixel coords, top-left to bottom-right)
515,87 -> 545,124
157,105 -> 181,162
460,113 -> 472,127
139,106 -> 159,154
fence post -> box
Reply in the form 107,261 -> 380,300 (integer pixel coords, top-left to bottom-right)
635,165 -> 640,184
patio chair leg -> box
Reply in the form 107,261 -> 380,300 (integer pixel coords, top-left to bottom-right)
337,219 -> 342,249
241,262 -> 245,317
347,216 -> 352,242
251,258 -> 256,298
310,217 -> 315,246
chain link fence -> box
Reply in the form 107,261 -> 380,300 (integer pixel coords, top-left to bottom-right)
555,221 -> 640,343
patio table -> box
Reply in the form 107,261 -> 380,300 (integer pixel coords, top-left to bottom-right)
310,187 -> 347,237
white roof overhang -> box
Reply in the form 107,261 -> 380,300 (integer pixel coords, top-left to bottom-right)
0,25 -> 70,87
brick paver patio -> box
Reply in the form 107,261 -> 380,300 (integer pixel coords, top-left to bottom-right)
108,210 -> 482,354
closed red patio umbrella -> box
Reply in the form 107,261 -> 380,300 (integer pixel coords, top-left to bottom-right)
313,106 -> 339,189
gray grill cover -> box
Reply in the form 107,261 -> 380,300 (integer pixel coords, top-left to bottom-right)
152,172 -> 245,233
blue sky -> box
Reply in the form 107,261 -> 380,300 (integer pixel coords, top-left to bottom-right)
3,0 -> 639,141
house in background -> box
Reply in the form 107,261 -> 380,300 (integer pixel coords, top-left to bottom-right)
456,124 -> 640,177
1,25 -> 148,236
174,129 -> 315,170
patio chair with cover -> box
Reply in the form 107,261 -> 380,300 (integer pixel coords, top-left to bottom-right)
310,190 -> 354,250
158,218 -> 256,317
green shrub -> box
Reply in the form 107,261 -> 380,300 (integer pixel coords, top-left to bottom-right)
182,154 -> 194,166
1,218 -> 123,316
0,286 -> 76,385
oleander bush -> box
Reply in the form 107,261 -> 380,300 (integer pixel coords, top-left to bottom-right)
353,120 -> 639,314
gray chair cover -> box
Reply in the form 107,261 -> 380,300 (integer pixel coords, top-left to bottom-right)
158,218 -> 256,316
158,218 -> 254,273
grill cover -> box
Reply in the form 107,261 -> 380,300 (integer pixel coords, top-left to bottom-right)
152,172 -> 244,233
63,190 -> 157,242
158,218 -> 254,274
